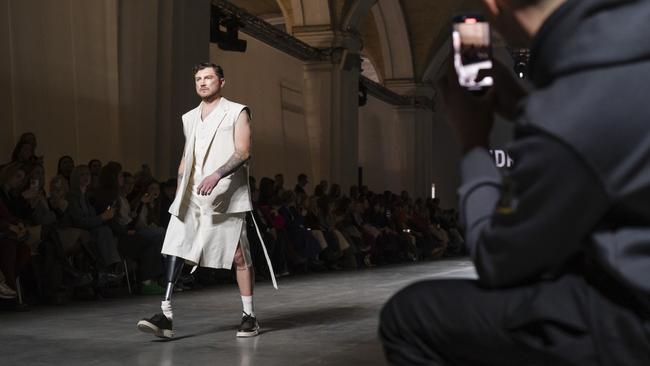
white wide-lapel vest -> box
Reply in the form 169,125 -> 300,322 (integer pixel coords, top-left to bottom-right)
168,97 -> 252,217
196,98 -> 229,173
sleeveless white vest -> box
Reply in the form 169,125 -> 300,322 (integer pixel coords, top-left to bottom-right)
169,97 -> 252,217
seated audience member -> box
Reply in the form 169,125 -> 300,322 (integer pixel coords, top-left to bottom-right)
134,180 -> 165,232
57,155 -> 75,184
48,175 -> 94,280
294,173 -> 308,195
365,199 -> 401,264
158,178 -> 177,228
0,163 -> 32,293
304,196 -> 344,268
273,173 -> 285,196
278,190 -> 323,272
88,159 -> 102,192
67,165 -> 122,283
380,0 -> 650,364
18,132 -> 37,149
16,132 -> 44,165
0,163 -> 43,255
256,177 -> 290,276
328,184 -> 342,201
10,141 -> 37,165
93,162 -> 164,294
391,202 -> 418,262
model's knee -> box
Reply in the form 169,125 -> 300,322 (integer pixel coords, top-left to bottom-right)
233,247 -> 245,267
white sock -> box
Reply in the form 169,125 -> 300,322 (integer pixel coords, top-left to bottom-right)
241,295 -> 254,317
161,300 -> 173,320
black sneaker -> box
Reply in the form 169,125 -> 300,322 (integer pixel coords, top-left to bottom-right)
137,313 -> 174,338
236,313 -> 260,337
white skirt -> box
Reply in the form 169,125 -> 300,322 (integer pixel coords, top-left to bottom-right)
161,188 -> 252,270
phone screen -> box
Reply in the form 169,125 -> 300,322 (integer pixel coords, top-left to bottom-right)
452,15 -> 493,91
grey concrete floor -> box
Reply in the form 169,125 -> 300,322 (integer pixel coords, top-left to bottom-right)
0,259 -> 476,366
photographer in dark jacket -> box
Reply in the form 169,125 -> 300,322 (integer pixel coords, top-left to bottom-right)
380,0 -> 650,365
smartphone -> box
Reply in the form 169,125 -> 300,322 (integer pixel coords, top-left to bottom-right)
452,14 -> 493,92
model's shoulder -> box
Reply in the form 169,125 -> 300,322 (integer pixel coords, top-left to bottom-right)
221,98 -> 245,110
223,98 -> 250,120
181,104 -> 201,123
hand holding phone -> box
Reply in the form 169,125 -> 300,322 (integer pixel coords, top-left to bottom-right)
452,15 -> 493,92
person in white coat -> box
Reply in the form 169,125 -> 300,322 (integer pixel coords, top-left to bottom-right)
137,63 -> 275,339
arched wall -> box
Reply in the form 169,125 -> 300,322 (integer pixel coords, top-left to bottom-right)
371,0 -> 413,81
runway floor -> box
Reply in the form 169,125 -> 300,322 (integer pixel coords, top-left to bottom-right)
1,259 -> 476,366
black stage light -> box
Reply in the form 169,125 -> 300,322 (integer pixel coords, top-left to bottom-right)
210,5 -> 247,52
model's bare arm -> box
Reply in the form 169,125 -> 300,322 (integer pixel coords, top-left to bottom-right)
197,110 -> 251,196
216,110 -> 251,179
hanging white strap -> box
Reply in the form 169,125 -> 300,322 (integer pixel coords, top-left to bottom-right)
250,211 -> 278,289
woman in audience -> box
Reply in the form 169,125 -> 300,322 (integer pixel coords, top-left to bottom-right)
132,179 -> 164,232
318,196 -> 355,268
57,156 -> 75,183
88,159 -> 102,193
10,141 -> 36,165
0,163 -> 32,293
48,174 -> 94,270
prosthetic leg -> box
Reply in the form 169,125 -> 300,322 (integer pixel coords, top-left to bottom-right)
136,255 -> 184,338
164,255 -> 185,302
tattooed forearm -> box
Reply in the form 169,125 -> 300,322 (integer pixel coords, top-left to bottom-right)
215,150 -> 250,179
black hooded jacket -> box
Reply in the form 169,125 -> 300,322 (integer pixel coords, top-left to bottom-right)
461,0 -> 650,309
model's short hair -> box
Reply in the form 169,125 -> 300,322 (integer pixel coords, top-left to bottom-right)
192,62 -> 224,78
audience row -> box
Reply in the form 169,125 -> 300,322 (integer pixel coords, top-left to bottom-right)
0,132 -> 465,307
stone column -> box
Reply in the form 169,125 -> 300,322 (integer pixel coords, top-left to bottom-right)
302,32 -> 361,189
386,80 -> 435,198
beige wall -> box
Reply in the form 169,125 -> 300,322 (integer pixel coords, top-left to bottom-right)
0,0 -> 209,185
1,2 -> 449,200
359,95 -> 403,193
1,0 -> 120,179
209,32 -> 310,188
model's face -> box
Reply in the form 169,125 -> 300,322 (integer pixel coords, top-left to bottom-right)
195,68 -> 223,100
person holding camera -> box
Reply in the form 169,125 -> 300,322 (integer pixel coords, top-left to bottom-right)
380,0 -> 650,364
